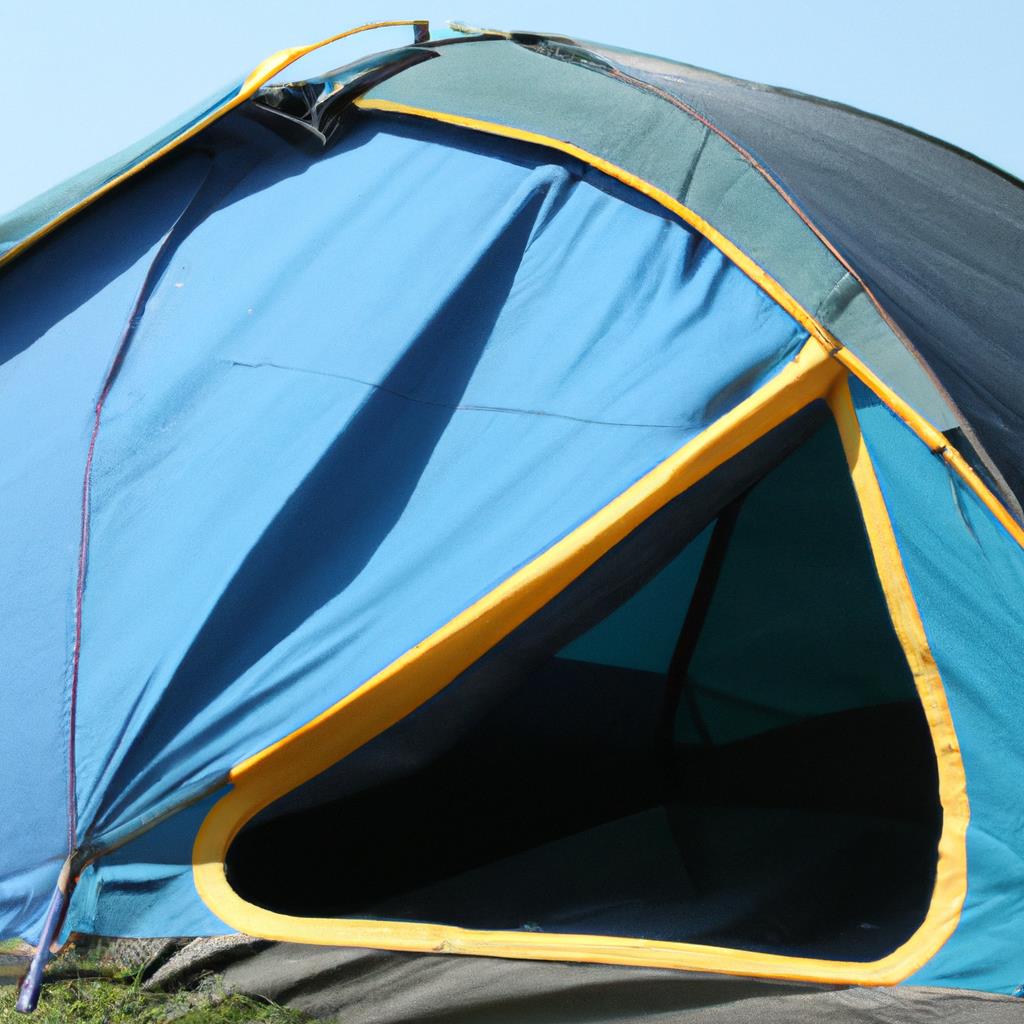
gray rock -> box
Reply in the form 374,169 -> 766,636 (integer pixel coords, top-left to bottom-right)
144,934 -> 270,991
103,937 -> 188,973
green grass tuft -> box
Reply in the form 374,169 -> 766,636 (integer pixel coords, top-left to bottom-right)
0,973 -> 310,1024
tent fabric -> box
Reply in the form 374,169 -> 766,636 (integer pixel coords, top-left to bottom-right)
0,21 -> 436,267
3,32 -> 973,444
224,412 -> 940,964
850,381 -> 1024,994
68,791 -> 229,940
573,40 -> 1024,512
1,22 -> 1023,1005
0,107 -> 805,943
0,152 -> 221,938
358,38 -> 961,441
0,84 -> 242,264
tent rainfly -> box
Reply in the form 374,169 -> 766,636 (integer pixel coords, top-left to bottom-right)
2,19 -> 1024,1017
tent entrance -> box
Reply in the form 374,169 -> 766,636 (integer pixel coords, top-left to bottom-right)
225,408 -> 942,963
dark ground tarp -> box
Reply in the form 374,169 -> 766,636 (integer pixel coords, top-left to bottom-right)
9,938 -> 1023,1022
212,942 -> 1024,1023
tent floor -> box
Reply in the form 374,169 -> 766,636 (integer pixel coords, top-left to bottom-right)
351,802 -> 935,961
228,686 -> 940,963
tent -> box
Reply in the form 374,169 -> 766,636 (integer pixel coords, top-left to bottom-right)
2,19 -> 1023,1014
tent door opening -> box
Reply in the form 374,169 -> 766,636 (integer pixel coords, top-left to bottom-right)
225,406 -> 942,964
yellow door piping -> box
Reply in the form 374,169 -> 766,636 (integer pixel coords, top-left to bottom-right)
193,345 -> 967,986
828,377 -> 969,979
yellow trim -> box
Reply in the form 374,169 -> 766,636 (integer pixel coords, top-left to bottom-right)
355,98 -> 823,341
0,21 -> 428,271
352,97 -> 1024,552
830,345 -> 1024,547
194,346 -> 966,985
237,20 -> 429,96
828,377 -> 970,973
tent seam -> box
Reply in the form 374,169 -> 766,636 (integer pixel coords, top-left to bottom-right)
225,358 -> 727,431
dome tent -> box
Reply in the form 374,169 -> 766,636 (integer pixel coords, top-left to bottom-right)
2,18 -> 1023,1015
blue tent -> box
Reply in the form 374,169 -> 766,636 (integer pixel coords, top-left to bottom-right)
3,20 -> 1023,1013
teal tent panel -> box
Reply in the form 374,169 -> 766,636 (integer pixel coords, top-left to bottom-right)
853,380 -> 1024,995
0,84 -> 241,261
559,523 -> 713,674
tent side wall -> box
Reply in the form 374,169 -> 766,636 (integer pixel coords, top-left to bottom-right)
852,383 -> 1024,994
4,102 -> 806,943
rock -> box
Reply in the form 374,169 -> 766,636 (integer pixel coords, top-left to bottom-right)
143,934 -> 269,991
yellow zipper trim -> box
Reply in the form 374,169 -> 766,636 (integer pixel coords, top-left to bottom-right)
828,377 -> 969,981
194,342 -> 964,985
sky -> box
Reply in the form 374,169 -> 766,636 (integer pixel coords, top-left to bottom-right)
2,0 -> 1022,214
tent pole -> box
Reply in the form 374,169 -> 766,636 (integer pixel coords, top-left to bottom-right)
15,858 -> 76,1015
660,497 -> 745,756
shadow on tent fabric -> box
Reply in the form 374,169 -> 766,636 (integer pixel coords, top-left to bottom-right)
89,177 -> 549,827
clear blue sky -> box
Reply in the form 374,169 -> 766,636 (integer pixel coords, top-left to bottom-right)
2,0 -> 1021,214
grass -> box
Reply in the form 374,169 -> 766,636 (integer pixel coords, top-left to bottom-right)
0,952 -> 310,1024
0,981 -> 311,1023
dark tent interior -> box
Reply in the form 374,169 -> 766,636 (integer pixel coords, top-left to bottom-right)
227,404 -> 942,963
